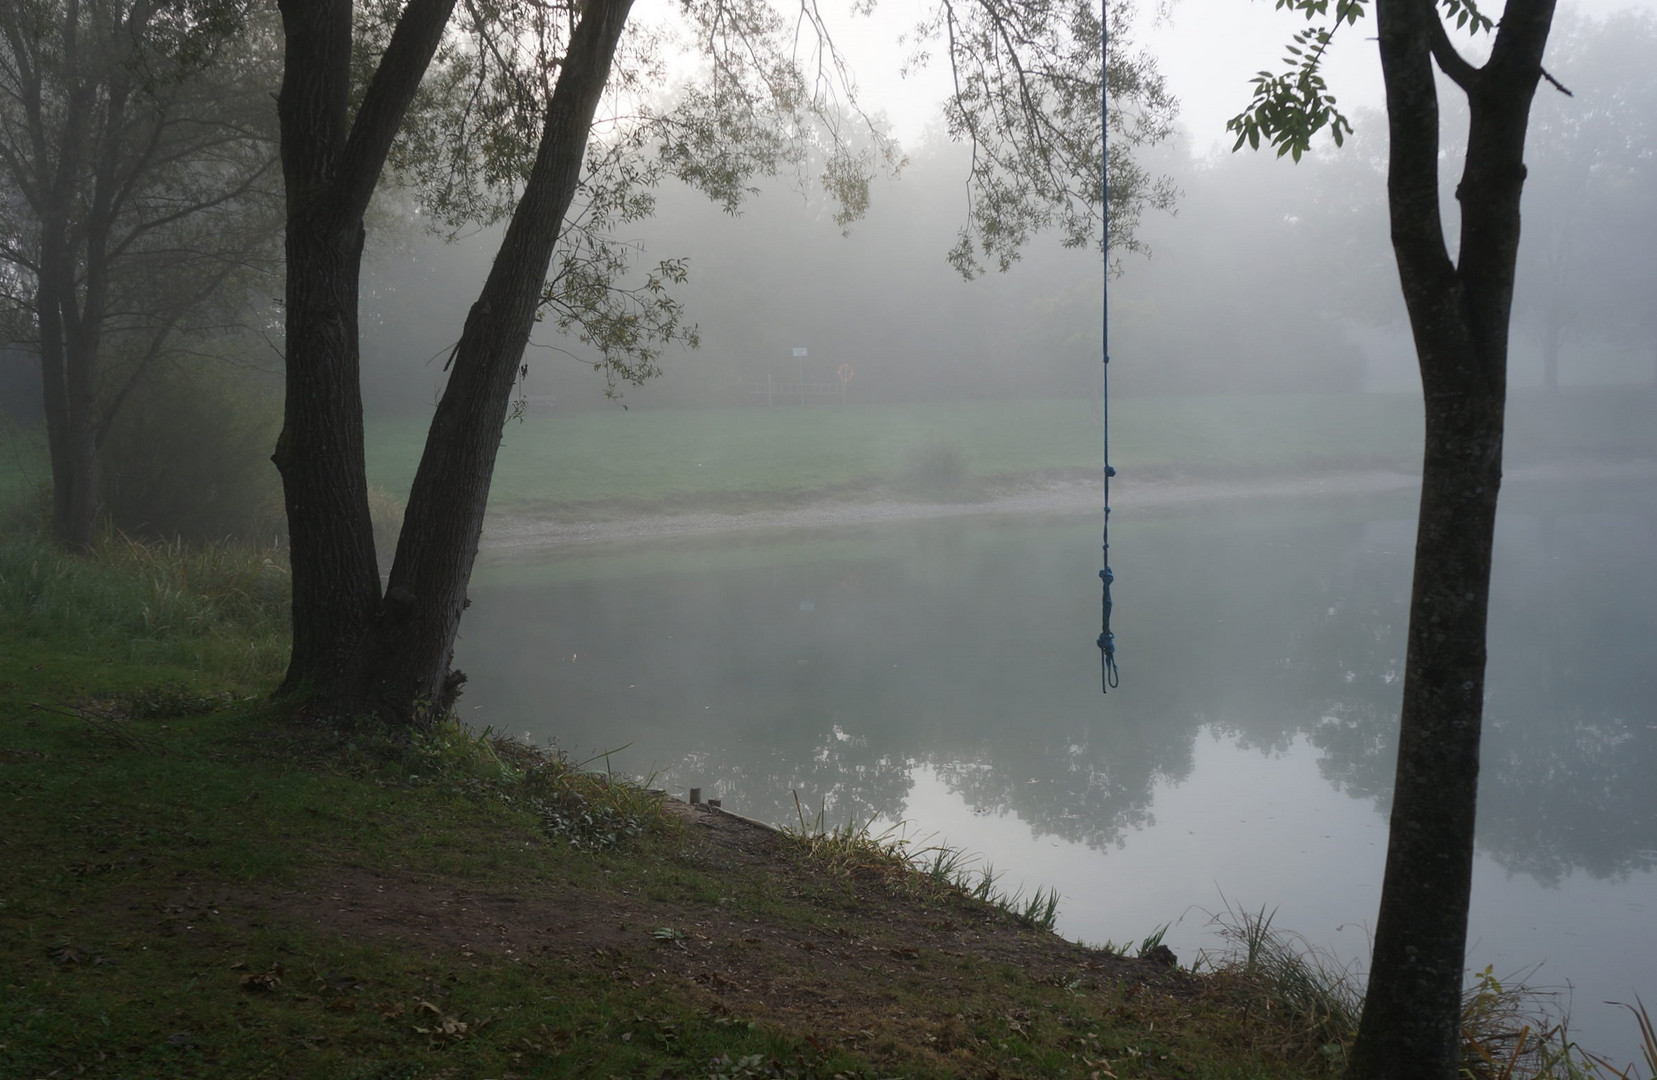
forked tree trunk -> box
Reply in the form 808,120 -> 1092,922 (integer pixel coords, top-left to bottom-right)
358,0 -> 636,719
272,0 -> 635,720
1347,0 -> 1554,1076
271,0 -> 409,699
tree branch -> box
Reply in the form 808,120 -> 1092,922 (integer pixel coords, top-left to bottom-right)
332,0 -> 459,222
1427,15 -> 1480,91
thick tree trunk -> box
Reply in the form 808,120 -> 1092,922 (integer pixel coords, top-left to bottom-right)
359,0 -> 636,720
1346,0 -> 1552,1076
271,0 -> 381,698
271,0 -> 631,720
271,0 -> 457,703
272,213 -> 382,698
1349,385 -> 1503,1078
37,220 -> 101,551
31,24 -> 102,552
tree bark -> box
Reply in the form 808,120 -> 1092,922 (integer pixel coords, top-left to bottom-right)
271,0 -> 457,700
36,245 -> 101,552
359,0 -> 637,719
1347,0 -> 1554,1077
26,0 -> 103,551
272,0 -> 635,720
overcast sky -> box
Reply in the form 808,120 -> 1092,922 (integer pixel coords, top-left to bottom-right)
775,0 -> 1657,156
1145,0 -> 1657,155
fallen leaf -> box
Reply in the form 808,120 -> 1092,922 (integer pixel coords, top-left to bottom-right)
49,943 -> 88,966
239,963 -> 284,992
321,972 -> 363,994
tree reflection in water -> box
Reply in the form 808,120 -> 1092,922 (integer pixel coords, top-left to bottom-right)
461,476 -> 1657,883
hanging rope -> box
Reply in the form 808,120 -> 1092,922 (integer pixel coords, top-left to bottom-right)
1097,7 -> 1119,693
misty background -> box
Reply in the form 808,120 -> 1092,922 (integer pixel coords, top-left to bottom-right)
342,3 -> 1656,424
5,0 -> 1657,1064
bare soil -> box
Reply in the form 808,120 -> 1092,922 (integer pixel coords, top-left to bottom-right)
256,801 -> 1185,1059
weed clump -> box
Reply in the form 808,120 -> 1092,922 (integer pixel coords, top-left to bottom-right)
1184,902 -> 1657,1079
896,438 -> 971,501
0,531 -> 289,686
295,716 -> 683,853
1190,903 -> 1362,1070
782,794 -> 1062,931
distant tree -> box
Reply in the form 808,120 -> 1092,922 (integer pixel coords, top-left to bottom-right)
0,0 -> 279,550
271,0 -> 1178,721
1106,143 -> 1378,396
1233,0 -> 1561,1075
1511,11 -> 1657,391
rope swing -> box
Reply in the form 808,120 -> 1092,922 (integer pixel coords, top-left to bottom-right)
1097,11 -> 1119,693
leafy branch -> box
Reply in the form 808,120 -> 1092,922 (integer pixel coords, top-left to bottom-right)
1227,0 -> 1494,161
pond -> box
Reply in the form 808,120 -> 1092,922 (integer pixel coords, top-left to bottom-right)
459,475 -> 1657,1066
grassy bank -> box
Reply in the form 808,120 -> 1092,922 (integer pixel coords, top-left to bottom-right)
0,538 -> 1334,1078
5,522 -> 1654,1077
0,533 -> 289,691
1,421 -> 47,526
363,390 -> 1656,517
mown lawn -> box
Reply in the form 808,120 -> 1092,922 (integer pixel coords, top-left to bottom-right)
363,388 -> 1656,514
364,394 -> 1432,512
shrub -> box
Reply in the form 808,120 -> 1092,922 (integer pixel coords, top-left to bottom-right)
99,354 -> 283,544
897,438 -> 971,500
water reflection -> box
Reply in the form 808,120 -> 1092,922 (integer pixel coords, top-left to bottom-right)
461,477 -> 1657,884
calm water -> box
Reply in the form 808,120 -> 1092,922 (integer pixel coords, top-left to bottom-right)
459,477 -> 1657,1065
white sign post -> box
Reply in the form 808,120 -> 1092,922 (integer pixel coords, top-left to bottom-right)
791,347 -> 808,405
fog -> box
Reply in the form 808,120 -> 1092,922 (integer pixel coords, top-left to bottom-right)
362,8 -> 1657,434
346,6 -> 1657,1062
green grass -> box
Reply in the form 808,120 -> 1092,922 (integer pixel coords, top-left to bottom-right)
0,532 -> 290,690
0,419 -> 47,524
0,651 -> 1246,1079
7,531 -> 1657,1077
366,394 -> 1434,513
783,796 -> 1065,933
365,389 -> 1657,515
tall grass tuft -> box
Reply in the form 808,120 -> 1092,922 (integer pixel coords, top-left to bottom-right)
1591,996 -> 1657,1079
0,530 -> 290,687
1190,901 -> 1363,1070
408,724 -> 680,851
896,438 -> 972,501
1451,966 -> 1657,1080
782,796 -> 1063,932
1189,904 -> 1649,1079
